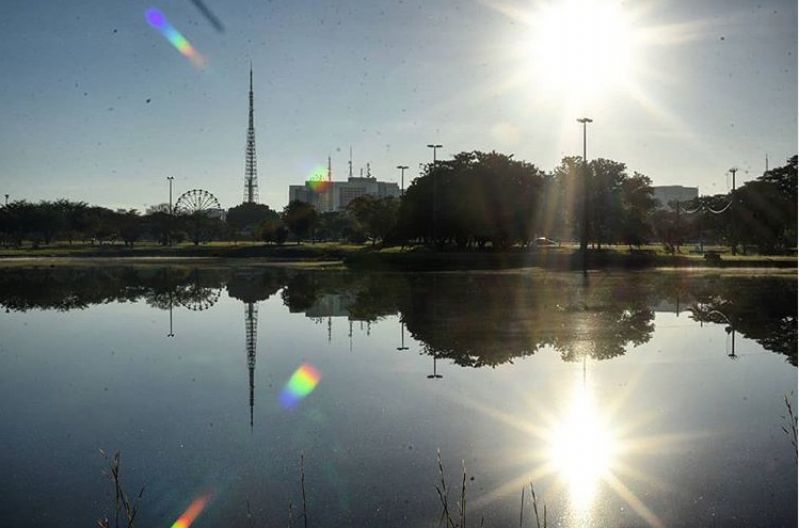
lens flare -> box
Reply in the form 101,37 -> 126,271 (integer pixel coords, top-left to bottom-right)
280,363 -> 322,409
145,7 -> 207,69
307,166 -> 332,194
170,493 -> 212,528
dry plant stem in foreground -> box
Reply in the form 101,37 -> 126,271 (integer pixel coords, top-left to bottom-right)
96,450 -> 144,528
783,393 -> 798,459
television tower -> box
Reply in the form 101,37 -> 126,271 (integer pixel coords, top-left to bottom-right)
244,302 -> 258,429
243,64 -> 259,203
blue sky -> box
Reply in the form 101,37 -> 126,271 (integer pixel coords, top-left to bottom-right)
0,0 -> 796,211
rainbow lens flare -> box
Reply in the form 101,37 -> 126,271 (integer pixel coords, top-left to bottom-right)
280,363 -> 322,409
308,166 -> 332,194
146,7 -> 207,69
170,493 -> 212,528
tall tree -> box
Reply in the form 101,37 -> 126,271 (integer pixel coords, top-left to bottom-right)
282,200 -> 318,242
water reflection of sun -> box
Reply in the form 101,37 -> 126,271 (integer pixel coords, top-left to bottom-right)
547,384 -> 616,516
456,366 -> 703,528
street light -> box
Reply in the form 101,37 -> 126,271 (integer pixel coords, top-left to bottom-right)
426,144 -> 443,165
166,176 -> 175,214
576,118 -> 593,261
396,165 -> 409,196
427,144 -> 443,246
728,167 -> 738,192
576,118 -> 593,162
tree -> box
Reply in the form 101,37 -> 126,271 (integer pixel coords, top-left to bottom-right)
398,151 -> 545,249
227,203 -> 279,238
282,200 -> 318,242
619,173 -> 655,247
315,211 -> 359,242
587,159 -> 627,247
117,210 -> 143,247
260,217 -> 288,245
181,212 -> 223,245
347,195 -> 399,245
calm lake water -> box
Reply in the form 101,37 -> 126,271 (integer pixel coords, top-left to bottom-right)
0,265 -> 796,527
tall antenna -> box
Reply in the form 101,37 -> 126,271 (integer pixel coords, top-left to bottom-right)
348,146 -> 353,179
245,302 -> 258,430
243,63 -> 259,203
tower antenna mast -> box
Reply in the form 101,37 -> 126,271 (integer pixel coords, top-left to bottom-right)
243,62 -> 259,203
348,146 -> 353,179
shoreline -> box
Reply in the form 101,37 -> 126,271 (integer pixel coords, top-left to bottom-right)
0,245 -> 795,272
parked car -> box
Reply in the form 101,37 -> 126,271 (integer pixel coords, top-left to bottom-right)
534,237 -> 558,246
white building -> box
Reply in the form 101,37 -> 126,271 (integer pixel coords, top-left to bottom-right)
652,186 -> 698,209
289,176 -> 401,213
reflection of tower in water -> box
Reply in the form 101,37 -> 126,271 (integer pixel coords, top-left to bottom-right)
245,302 -> 258,429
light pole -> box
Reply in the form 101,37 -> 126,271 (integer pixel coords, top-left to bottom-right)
427,144 -> 442,165
3,194 -> 8,206
166,176 -> 175,247
396,165 -> 409,196
728,167 -> 738,192
167,176 -> 175,214
576,118 -> 593,262
427,144 -> 443,246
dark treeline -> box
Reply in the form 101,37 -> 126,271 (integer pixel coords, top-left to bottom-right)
0,266 -> 795,366
0,153 -> 795,253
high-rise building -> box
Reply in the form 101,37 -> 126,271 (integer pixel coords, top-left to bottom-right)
289,176 -> 401,212
243,65 -> 259,203
289,158 -> 400,212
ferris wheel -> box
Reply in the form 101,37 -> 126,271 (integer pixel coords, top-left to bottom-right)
173,189 -> 221,215
177,285 -> 222,311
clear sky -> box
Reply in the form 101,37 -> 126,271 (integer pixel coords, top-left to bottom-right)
0,0 -> 796,211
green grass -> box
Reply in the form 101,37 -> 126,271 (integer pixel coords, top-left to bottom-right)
0,240 -> 795,272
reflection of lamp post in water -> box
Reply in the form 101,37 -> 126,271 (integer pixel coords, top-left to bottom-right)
426,347 -> 443,380
396,319 -> 409,351
167,291 -> 175,337
706,309 -> 736,359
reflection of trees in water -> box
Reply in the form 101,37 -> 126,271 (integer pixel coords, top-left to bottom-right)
0,266 -> 794,367
687,276 -> 797,366
395,274 -> 657,367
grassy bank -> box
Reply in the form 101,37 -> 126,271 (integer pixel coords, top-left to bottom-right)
0,241 -> 795,271
0,241 -> 363,260
343,246 -> 797,271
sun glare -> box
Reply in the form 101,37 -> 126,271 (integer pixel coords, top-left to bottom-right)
548,384 -> 618,512
526,0 -> 637,102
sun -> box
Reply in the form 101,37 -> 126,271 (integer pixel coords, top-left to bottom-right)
524,0 -> 638,103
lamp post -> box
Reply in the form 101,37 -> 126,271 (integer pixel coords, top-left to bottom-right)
576,118 -> 593,263
396,165 -> 409,196
166,176 -> 175,247
427,144 -> 443,165
167,176 -> 175,214
728,167 -> 738,192
427,144 -> 443,246
727,167 -> 739,255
